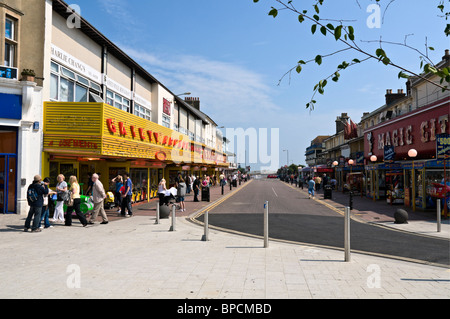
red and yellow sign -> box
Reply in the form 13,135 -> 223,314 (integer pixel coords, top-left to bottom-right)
43,102 -> 228,166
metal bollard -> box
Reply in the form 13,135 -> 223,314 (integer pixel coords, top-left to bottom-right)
264,201 -> 269,248
345,207 -> 351,262
169,204 -> 176,231
201,211 -> 209,241
437,200 -> 441,233
155,201 -> 160,225
349,191 -> 354,211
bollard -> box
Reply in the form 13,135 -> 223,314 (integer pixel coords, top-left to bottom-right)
437,200 -> 441,233
155,201 -> 160,225
201,211 -> 209,241
264,201 -> 269,248
169,204 -> 176,231
349,191 -> 354,211
345,207 -> 351,262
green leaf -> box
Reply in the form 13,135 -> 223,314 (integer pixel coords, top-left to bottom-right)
311,24 -> 317,34
296,65 -> 302,74
298,14 -> 305,23
376,48 -> 386,58
320,26 -> 327,36
315,55 -> 322,65
269,8 -> 278,18
334,25 -> 342,41
314,4 -> 320,14
398,71 -> 410,79
313,14 -> 320,21
348,26 -> 354,35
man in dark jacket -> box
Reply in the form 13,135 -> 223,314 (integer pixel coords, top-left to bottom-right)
193,176 -> 200,202
24,175 -> 49,233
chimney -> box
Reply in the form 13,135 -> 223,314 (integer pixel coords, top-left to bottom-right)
185,97 -> 200,110
385,89 -> 406,105
336,113 -> 349,134
443,49 -> 450,61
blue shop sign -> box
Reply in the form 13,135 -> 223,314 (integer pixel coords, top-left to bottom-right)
0,66 -> 18,80
384,146 -> 395,162
436,134 -> 450,159
0,93 -> 22,120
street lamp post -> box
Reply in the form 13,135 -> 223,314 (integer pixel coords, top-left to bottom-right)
408,149 -> 418,211
283,150 -> 289,167
333,161 -> 338,191
370,155 -> 378,201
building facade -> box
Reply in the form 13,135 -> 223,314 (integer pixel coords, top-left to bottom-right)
307,51 -> 449,215
0,0 -> 44,215
1,0 -> 228,214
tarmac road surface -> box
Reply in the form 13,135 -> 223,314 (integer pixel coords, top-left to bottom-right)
195,179 -> 450,267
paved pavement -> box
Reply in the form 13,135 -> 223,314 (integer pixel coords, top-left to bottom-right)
0,180 -> 449,299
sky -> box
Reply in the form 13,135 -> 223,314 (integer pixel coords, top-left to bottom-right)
71,0 -> 449,171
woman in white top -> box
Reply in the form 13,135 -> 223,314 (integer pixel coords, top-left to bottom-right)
53,174 -> 67,222
158,178 -> 167,205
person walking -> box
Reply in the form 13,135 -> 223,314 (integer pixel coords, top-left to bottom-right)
39,177 -> 55,230
121,172 -> 133,217
186,175 -> 192,194
193,175 -> 200,202
308,177 -> 316,199
314,175 -> 322,192
53,174 -> 67,223
88,173 -> 108,225
24,175 -> 49,233
157,178 -> 167,206
111,175 -> 123,214
177,176 -> 186,212
65,176 -> 88,227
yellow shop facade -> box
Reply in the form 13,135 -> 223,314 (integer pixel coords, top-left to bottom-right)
42,102 -> 228,202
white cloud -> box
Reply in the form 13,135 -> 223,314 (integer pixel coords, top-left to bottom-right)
121,47 -> 281,127
96,0 -> 136,26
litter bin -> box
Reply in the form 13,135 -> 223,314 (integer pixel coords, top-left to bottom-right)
201,187 -> 210,202
324,185 -> 332,199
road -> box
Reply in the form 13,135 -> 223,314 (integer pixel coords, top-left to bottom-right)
195,179 -> 450,267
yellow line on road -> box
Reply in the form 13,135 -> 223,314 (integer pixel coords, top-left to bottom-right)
189,180 -> 253,223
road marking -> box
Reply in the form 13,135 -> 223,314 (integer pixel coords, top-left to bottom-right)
272,187 -> 278,197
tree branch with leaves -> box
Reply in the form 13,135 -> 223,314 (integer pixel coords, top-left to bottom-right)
252,0 -> 450,110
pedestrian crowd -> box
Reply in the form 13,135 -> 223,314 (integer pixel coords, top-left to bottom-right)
24,171 -> 135,232
24,171 -> 241,233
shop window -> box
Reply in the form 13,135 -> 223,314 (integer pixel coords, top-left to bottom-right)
60,77 -> 74,102
50,73 -> 59,100
50,61 -> 100,103
162,114 -> 171,128
75,84 -> 88,102
4,17 -> 17,67
49,162 -> 59,187
134,103 -> 151,121
106,89 -> 130,112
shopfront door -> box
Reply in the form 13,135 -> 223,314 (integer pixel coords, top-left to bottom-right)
0,154 -> 17,214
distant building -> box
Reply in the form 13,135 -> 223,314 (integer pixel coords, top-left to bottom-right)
305,135 -> 330,167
